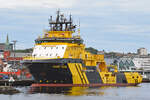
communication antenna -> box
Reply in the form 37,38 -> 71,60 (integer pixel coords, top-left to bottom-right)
43,29 -> 48,37
78,19 -> 81,37
50,16 -> 52,30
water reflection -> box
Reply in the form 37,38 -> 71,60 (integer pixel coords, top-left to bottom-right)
1,84 -> 150,100
29,86 -> 106,96
0,85 -> 140,96
0,86 -> 20,95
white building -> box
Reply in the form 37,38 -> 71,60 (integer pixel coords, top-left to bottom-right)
105,56 -> 150,71
137,48 -> 148,56
118,57 -> 136,71
97,50 -> 105,55
105,57 -> 136,71
0,52 -> 3,59
133,56 -> 150,70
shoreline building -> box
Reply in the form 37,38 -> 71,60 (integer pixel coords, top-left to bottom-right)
105,48 -> 150,71
133,55 -> 150,70
133,48 -> 150,70
137,48 -> 148,56
0,34 -> 13,60
0,34 -> 13,52
104,48 -> 150,81
0,35 -> 31,62
105,57 -> 136,71
118,57 -> 136,71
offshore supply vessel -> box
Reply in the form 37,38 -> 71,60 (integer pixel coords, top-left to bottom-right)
23,11 -> 142,87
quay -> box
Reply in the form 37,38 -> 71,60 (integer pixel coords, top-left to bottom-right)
0,86 -> 20,94
0,79 -> 35,86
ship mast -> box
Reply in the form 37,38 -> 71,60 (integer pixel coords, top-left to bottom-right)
49,10 -> 76,32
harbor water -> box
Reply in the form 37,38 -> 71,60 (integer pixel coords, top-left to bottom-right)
0,83 -> 150,100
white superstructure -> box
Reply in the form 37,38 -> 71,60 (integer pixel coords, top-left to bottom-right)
32,45 -> 67,58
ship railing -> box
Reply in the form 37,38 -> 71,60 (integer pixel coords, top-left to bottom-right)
84,55 -> 104,61
23,56 -> 59,60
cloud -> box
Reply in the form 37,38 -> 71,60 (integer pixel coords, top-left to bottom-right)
114,0 -> 150,12
71,0 -> 150,16
1,0 -> 150,16
0,0 -> 76,9
93,0 -> 150,12
0,0 -> 150,52
104,24 -> 150,36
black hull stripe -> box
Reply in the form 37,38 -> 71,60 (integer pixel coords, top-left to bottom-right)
75,64 -> 84,84
78,64 -> 87,84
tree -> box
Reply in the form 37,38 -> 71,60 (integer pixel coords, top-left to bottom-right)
14,48 -> 33,53
85,47 -> 98,54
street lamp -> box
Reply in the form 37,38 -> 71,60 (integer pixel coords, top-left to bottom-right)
12,40 -> 17,66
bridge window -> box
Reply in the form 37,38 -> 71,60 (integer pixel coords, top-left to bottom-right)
85,54 -> 88,58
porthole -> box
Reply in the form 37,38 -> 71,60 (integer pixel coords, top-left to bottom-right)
132,76 -> 134,79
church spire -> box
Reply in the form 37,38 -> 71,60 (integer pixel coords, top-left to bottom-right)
5,34 -> 10,51
6,34 -> 9,44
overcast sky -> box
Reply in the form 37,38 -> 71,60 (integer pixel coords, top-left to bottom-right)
0,0 -> 150,53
